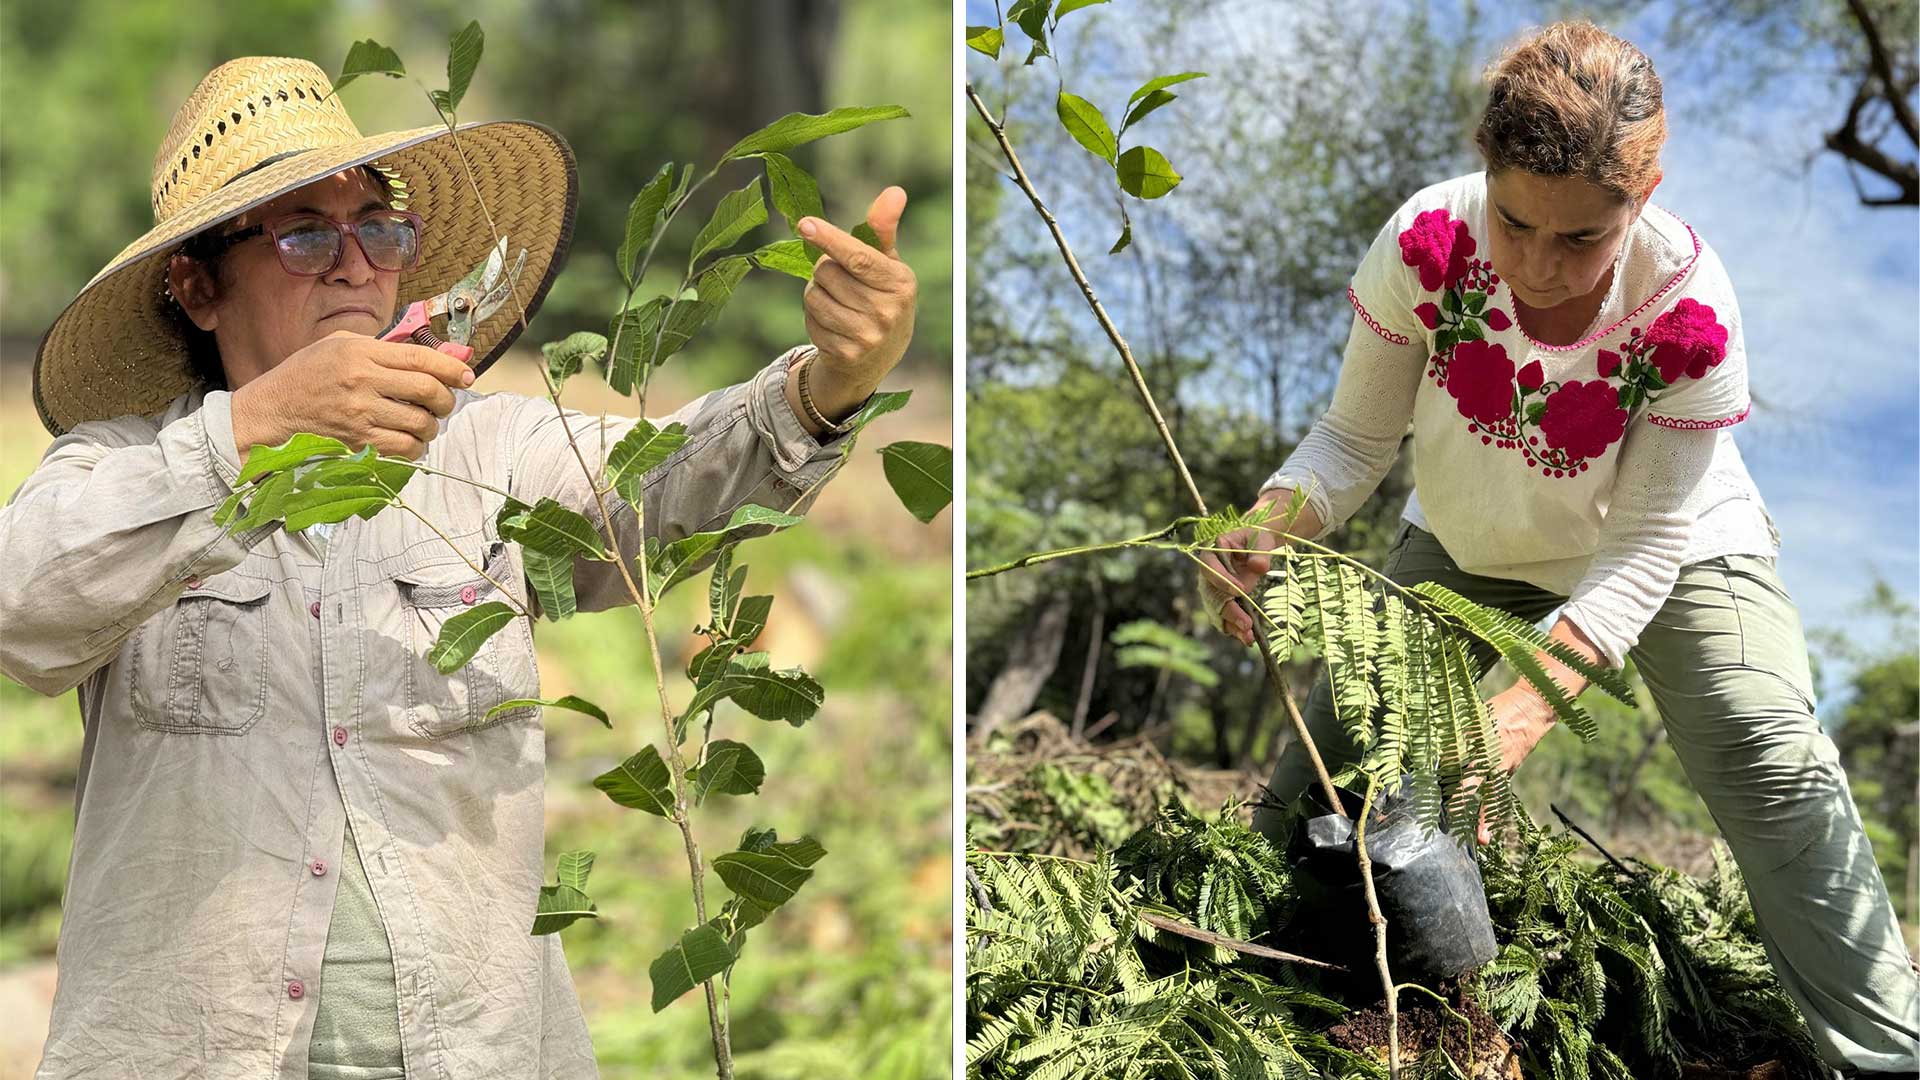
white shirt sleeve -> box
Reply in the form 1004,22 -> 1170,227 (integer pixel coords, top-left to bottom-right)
1556,419 -> 1721,667
1258,313 -> 1425,541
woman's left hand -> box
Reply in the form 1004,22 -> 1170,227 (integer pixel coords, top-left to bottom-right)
1472,685 -> 1558,844
793,187 -> 918,426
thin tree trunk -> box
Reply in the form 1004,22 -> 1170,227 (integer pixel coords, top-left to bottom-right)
972,594 -> 1073,745
1071,580 -> 1106,741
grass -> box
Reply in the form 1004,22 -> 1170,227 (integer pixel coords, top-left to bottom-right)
0,353 -> 953,1077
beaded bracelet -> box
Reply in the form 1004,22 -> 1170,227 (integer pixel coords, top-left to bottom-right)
794,350 -> 863,436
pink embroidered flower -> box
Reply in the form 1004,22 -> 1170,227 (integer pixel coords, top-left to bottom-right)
1415,302 -> 1441,330
1597,349 -> 1622,378
1539,380 -> 1627,461
1399,208 -> 1477,292
1516,360 -> 1544,392
1446,339 -> 1515,425
1642,298 -> 1728,383
1484,308 -> 1511,331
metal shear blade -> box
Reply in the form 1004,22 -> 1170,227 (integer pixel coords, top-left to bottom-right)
435,237 -> 528,346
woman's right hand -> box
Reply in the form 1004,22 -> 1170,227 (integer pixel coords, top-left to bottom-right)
229,330 -> 475,463
1196,488 -> 1312,646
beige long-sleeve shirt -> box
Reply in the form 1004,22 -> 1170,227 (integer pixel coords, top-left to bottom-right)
2,346 -> 845,1079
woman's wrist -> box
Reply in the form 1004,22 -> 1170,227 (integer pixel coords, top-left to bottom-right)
784,350 -> 873,438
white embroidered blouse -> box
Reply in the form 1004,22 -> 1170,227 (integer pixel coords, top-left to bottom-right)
1261,172 -> 1782,667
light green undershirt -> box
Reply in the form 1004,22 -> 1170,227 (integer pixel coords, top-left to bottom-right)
304,521 -> 406,1078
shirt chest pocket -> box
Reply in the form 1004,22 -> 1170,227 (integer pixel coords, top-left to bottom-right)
131,573 -> 273,735
394,541 -> 540,739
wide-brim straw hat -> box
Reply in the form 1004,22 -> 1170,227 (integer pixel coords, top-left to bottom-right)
32,55 -> 578,436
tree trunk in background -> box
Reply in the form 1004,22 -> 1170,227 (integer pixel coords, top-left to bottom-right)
718,0 -> 839,143
973,595 -> 1072,745
1071,580 -> 1106,741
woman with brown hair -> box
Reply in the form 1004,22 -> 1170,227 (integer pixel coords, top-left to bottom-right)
1200,20 -> 1917,1077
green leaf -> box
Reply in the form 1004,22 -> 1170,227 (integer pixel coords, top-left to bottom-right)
1120,89 -> 1177,133
761,153 -> 824,246
606,420 -> 690,507
485,694 -> 609,727
236,433 -> 352,485
714,835 -> 827,912
878,441 -> 952,523
1644,365 -> 1669,390
1116,146 -> 1182,199
291,448 -> 416,496
594,745 -> 675,816
1526,401 -> 1548,424
1464,290 -> 1487,315
691,739 -> 765,804
335,39 -> 405,94
694,255 -> 752,307
648,505 -> 804,598
1055,0 -> 1111,18
617,163 -> 676,286
497,497 -> 608,560
219,468 -> 298,532
531,883 -> 596,935
556,849 -> 595,891
648,925 -> 735,1012
1443,289 -> 1462,315
523,546 -> 576,621
835,388 -> 912,459
691,178 -> 767,264
426,601 -> 516,674
1110,216 -> 1132,255
1007,0 -> 1049,59
280,484 -> 392,530
1436,328 -> 1460,352
1128,72 -> 1207,106
443,20 -> 483,115
964,24 -> 1004,58
1055,92 -> 1117,164
542,331 -> 607,386
1458,319 -> 1485,343
682,655 -> 823,728
851,222 -> 883,250
720,106 -> 909,162
708,547 -> 745,624
606,297 -> 662,394
750,239 -> 814,280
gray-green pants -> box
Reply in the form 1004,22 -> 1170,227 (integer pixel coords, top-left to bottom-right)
1251,522 -> 1920,1073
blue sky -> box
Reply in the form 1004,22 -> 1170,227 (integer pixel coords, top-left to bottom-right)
967,0 -> 1919,716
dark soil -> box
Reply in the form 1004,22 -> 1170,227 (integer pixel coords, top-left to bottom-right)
1328,982 -> 1519,1078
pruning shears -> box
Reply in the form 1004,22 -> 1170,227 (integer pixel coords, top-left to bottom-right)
379,236 -> 527,365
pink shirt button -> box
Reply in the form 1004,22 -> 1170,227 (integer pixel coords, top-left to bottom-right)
184,575 -> 203,589
287,980 -> 304,1000
311,860 -> 327,876
309,601 -> 322,619
331,726 -> 348,748
459,585 -> 478,605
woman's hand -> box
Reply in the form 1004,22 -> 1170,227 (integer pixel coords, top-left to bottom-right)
789,187 -> 918,433
1196,488 -> 1318,646
229,330 -> 471,463
1471,684 -> 1558,844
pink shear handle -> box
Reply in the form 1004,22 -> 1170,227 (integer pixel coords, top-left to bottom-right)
379,300 -> 475,365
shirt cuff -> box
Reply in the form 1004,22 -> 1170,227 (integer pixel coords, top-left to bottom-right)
1257,472 -> 1335,543
196,389 -> 247,491
752,345 -> 850,486
1556,600 -> 1634,671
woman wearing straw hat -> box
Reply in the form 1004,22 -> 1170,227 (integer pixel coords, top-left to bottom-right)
1198,20 -> 1917,1078
0,57 -> 916,1079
